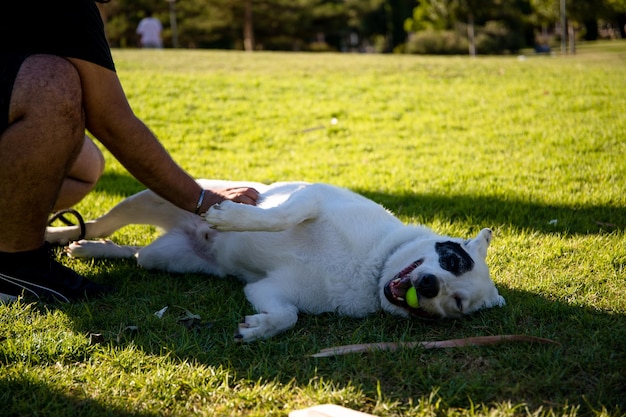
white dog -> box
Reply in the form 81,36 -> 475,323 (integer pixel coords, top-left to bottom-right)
46,180 -> 505,342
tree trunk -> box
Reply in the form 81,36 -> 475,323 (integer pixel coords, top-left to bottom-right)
467,12 -> 476,56
243,0 -> 254,51
168,0 -> 179,49
617,13 -> 626,38
560,0 -> 567,55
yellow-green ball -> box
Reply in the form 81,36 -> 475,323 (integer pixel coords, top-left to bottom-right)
405,286 -> 419,308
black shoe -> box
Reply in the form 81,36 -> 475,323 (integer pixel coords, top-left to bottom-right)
0,242 -> 114,303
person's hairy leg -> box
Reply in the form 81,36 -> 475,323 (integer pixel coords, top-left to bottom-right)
54,135 -> 105,211
0,55 -> 85,252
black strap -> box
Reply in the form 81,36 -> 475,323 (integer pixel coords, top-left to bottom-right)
48,209 -> 86,241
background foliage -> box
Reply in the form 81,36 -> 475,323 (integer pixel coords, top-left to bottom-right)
100,0 -> 626,54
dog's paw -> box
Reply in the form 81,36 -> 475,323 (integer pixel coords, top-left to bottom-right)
204,201 -> 233,231
234,314 -> 266,343
233,310 -> 299,343
206,201 -> 292,232
66,239 -> 138,259
204,201 -> 260,231
66,240 -> 106,258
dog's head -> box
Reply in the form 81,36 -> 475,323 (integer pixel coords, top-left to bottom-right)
380,228 -> 505,319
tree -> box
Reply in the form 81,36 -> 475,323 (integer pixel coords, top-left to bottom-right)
404,0 -> 531,54
528,0 -> 625,41
586,0 -> 626,38
100,0 -> 388,51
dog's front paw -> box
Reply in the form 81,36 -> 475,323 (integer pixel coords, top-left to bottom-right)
234,314 -> 266,343
234,311 -> 298,343
204,201 -> 253,231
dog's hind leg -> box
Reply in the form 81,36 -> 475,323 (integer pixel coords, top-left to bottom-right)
134,229 -> 223,276
46,189 -> 190,245
67,240 -> 141,259
67,226 -> 223,276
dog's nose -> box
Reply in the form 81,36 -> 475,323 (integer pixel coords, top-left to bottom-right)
416,274 -> 439,298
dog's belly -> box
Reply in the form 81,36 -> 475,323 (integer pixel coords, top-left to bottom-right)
210,222 -> 397,317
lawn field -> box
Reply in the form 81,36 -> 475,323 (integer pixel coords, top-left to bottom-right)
1,41 -> 625,416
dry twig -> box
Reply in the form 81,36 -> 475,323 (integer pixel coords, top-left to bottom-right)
310,335 -> 559,358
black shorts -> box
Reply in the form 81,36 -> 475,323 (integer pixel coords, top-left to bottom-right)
0,54 -> 31,134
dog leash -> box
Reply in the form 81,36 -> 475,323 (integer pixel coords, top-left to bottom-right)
48,208 -> 86,241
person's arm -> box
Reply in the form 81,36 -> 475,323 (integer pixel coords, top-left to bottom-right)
67,57 -> 258,212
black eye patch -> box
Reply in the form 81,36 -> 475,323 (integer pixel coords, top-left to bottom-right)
435,241 -> 474,276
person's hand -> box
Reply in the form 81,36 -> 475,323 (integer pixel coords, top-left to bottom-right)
204,187 -> 260,209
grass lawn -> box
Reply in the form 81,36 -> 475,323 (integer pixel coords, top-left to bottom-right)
1,41 -> 625,416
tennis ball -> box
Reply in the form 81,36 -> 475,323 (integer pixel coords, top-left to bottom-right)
405,286 -> 419,308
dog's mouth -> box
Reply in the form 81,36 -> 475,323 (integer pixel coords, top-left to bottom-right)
384,259 -> 438,320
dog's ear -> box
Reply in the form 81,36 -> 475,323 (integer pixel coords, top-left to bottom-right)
466,228 -> 492,260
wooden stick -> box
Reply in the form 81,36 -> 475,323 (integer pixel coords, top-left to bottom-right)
309,335 -> 559,358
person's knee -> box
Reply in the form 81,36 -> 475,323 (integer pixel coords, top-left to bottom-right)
93,142 -> 105,179
54,137 -> 105,211
77,136 -> 105,184
10,55 -> 83,130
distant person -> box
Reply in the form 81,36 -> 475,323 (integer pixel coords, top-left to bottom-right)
136,10 -> 163,48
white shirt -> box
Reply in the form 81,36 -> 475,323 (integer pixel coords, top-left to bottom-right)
136,17 -> 163,48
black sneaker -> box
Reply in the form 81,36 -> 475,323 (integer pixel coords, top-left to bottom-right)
0,242 -> 114,303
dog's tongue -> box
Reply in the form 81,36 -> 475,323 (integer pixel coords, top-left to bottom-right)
385,259 -> 422,303
391,259 -> 422,294
385,259 -> 437,320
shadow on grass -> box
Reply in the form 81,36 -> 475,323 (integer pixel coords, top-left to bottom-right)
0,377 -> 153,416
356,188 -> 625,236
291,286 -> 626,412
18,182 -> 623,414
57,273 -> 626,414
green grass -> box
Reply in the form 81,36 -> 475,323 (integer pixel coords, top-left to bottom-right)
2,41 -> 626,416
